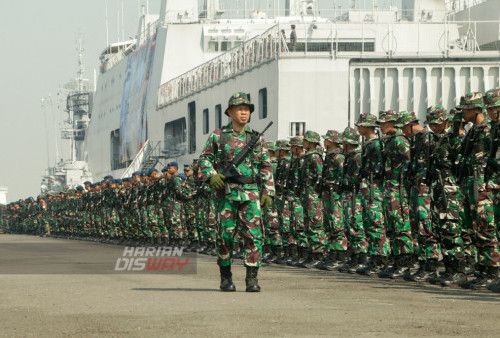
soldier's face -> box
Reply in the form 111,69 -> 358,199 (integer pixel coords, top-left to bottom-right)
268,150 -> 276,159
487,107 -> 500,121
168,166 -> 177,175
462,108 -> 481,123
429,122 -> 448,134
379,121 -> 396,135
228,104 -> 250,125
184,169 -> 193,177
151,172 -> 160,180
132,175 -> 141,183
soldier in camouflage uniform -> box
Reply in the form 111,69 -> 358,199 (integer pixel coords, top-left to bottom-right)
199,92 -> 275,292
272,139 -> 295,264
378,110 -> 415,279
287,136 -> 307,266
338,127 -> 369,273
183,164 -> 200,250
355,114 -> 390,275
317,130 -> 349,270
297,130 -> 328,269
425,106 -> 468,286
485,88 -> 500,292
454,92 -> 500,290
398,110 -> 441,282
261,141 -> 283,262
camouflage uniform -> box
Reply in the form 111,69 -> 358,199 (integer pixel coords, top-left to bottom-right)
199,121 -> 275,268
379,110 -> 415,278
262,142 -> 282,250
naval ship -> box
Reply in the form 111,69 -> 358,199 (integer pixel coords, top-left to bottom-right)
42,0 -> 500,188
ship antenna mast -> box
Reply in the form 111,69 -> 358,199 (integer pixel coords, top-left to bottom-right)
76,35 -> 85,93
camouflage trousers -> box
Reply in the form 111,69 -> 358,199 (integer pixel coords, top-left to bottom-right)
276,196 -> 295,246
216,198 -> 263,268
410,184 -> 440,260
301,191 -> 328,254
169,200 -> 185,240
263,198 -> 282,246
384,183 -> 414,256
493,189 -> 500,236
432,179 -> 465,260
464,179 -> 499,267
184,202 -> 199,242
289,195 -> 306,248
359,181 -> 389,256
322,191 -> 348,252
342,190 -> 368,254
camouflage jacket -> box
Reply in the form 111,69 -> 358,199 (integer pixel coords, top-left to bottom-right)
342,148 -> 362,191
298,147 -> 323,196
322,150 -> 344,192
359,135 -> 383,181
275,155 -> 291,195
199,122 -> 275,201
287,154 -> 303,196
383,129 -> 410,184
408,128 -> 437,186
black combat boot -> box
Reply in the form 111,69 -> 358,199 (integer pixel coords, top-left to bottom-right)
285,244 -> 298,265
441,259 -> 467,287
406,259 -> 438,282
245,266 -> 261,292
324,250 -> 347,271
219,265 -> 236,292
379,254 -> 410,279
291,246 -> 308,266
357,255 -> 384,276
273,246 -> 288,264
317,251 -> 335,270
461,264 -> 487,289
348,253 -> 368,274
470,266 -> 499,290
261,245 -> 272,263
190,240 -> 201,252
338,253 -> 358,273
302,252 -> 324,269
233,242 -> 244,259
487,269 -> 500,292
464,255 -> 476,275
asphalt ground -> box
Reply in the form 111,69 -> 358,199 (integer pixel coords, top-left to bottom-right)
1,234 -> 499,337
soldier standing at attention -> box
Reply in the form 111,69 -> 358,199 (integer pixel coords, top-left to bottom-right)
199,92 -> 275,292
378,110 -> 415,279
297,130 -> 328,268
355,114 -> 390,276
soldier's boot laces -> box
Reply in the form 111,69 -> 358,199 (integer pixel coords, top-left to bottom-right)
219,265 -> 236,292
470,266 -> 499,290
245,266 -> 261,292
441,259 -> 467,287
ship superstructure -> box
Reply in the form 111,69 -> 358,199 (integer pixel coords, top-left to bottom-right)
81,0 -> 500,179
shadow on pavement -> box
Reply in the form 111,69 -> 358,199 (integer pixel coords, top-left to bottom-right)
132,287 -> 218,292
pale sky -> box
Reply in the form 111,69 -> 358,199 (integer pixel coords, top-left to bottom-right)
0,0 -> 404,202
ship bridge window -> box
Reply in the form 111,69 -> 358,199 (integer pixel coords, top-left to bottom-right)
290,122 -> 306,137
208,41 -> 219,52
259,88 -> 267,119
215,104 -> 222,129
203,108 -> 209,134
188,101 -> 196,154
163,118 -> 187,157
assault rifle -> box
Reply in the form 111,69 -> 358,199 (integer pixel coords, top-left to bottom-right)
222,121 -> 273,195
485,112 -> 499,183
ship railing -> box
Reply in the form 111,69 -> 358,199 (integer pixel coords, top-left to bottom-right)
121,140 -> 151,178
101,19 -> 161,73
158,25 -> 281,108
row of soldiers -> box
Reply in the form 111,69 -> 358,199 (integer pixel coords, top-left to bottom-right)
259,88 -> 500,293
0,162 -> 220,255
2,89 -> 499,292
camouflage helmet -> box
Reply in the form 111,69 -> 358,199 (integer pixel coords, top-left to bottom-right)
355,113 -> 378,127
275,139 -> 290,151
395,110 -> 418,128
342,127 -> 360,145
224,92 -> 254,116
458,92 -> 484,110
265,141 -> 277,151
289,136 -> 303,147
426,105 -> 448,124
377,110 -> 399,123
323,130 -> 343,144
484,88 -> 500,108
303,130 -> 321,144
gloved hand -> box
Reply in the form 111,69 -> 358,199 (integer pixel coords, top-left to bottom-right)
209,174 -> 225,190
260,195 -> 272,210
